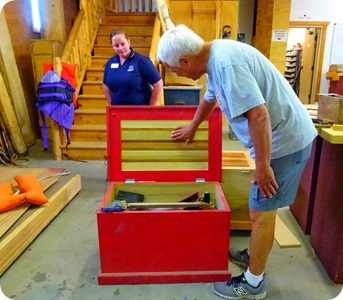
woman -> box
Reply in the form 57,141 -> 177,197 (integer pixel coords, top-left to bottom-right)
103,29 -> 163,105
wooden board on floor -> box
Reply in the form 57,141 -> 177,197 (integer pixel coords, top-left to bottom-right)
0,168 -> 66,238
0,173 -> 81,275
275,215 -> 301,248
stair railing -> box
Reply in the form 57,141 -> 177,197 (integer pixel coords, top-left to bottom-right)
53,0 -> 161,159
49,0 -> 107,160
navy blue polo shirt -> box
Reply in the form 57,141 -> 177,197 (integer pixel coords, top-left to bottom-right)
103,49 -> 161,105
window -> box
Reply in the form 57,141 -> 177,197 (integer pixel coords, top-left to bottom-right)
31,0 -> 41,33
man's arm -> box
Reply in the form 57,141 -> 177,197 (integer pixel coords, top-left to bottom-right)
245,104 -> 278,198
171,98 -> 217,143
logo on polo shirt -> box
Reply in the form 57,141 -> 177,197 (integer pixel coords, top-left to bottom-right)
128,65 -> 135,72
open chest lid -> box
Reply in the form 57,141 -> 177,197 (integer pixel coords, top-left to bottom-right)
106,106 -> 222,182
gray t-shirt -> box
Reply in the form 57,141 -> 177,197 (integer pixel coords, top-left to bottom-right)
204,39 -> 317,159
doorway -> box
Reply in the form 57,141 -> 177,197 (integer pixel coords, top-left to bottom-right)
288,21 -> 329,104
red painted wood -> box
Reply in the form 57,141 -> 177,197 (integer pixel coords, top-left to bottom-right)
97,107 -> 231,284
97,182 -> 231,284
290,137 -> 321,234
329,77 -> 343,95
106,106 -> 222,182
310,139 -> 343,284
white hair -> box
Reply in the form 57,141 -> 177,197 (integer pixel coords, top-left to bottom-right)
157,24 -> 204,67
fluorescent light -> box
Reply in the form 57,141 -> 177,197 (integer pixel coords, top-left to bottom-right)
31,0 -> 41,33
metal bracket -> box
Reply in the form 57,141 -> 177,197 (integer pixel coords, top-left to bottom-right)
125,179 -> 136,184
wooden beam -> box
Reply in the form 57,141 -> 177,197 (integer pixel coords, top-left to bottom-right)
0,71 -> 27,155
253,0 -> 291,73
40,0 -> 66,43
275,214 -> 301,248
0,10 -> 35,147
0,174 -> 81,275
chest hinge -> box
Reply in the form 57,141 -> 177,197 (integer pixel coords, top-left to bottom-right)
125,179 -> 136,184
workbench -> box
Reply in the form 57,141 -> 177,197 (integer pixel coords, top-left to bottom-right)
291,126 -> 343,283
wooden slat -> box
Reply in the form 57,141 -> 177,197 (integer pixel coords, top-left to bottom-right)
121,120 -> 208,129
121,141 -> 208,150
0,174 -> 81,275
122,161 -> 208,170
121,130 -> 208,141
274,214 -> 301,248
122,150 -> 208,161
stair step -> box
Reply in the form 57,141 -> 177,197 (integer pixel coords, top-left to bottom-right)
93,45 -> 150,56
70,125 -> 107,142
98,24 -> 154,36
77,94 -> 107,109
95,35 -> 152,47
103,12 -> 155,26
67,12 -> 155,160
61,142 -> 107,161
82,81 -> 104,95
91,56 -> 109,68
85,67 -> 104,81
74,108 -> 106,125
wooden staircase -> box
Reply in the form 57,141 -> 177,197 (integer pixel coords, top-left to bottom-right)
62,12 -> 156,160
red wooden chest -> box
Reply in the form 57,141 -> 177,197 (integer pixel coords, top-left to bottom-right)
97,106 -> 231,284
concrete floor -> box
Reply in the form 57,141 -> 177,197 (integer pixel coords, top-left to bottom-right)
1,130 -> 342,300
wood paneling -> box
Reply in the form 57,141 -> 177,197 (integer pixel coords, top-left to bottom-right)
1,7 -> 35,146
2,0 -> 79,142
253,0 -> 291,73
168,0 -> 239,90
41,0 -> 66,43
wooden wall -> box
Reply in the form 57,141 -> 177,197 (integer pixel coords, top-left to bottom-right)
253,0 -> 291,73
3,1 -> 41,141
168,0 -> 239,89
3,0 -> 79,138
169,0 -> 239,41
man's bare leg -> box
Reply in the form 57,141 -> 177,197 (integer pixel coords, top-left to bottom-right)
248,209 -> 277,275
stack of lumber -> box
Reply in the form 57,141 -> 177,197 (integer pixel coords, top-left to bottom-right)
304,103 -> 318,118
0,168 -> 81,275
